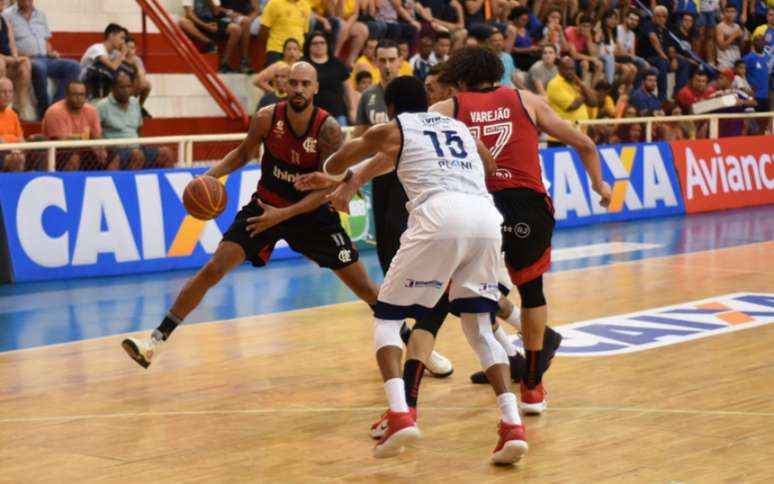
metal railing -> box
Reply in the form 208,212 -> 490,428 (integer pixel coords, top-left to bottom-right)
576,111 -> 774,142
1,113 -> 771,171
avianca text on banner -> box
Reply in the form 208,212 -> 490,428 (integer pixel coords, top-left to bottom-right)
671,136 -> 774,213
540,142 -> 684,227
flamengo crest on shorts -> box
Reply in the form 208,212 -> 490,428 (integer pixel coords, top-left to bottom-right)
510,293 -> 774,357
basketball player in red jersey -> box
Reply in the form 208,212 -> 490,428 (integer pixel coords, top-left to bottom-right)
433,47 -> 612,413
122,63 -> 381,368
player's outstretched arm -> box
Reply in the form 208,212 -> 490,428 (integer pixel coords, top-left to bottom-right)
322,121 -> 400,177
525,90 -> 612,207
206,106 -> 272,179
475,138 -> 497,176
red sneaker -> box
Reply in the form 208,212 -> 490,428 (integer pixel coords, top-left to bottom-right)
370,407 -> 417,439
373,410 -> 421,458
491,420 -> 528,465
520,382 -> 547,415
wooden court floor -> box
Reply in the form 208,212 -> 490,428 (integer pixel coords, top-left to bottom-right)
1,242 -> 773,483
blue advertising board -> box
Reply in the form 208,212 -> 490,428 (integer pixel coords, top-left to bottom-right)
0,141 -> 685,283
541,142 -> 685,227
0,167 -> 279,282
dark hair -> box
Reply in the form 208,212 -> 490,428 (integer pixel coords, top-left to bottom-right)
442,46 -> 503,88
66,79 -> 86,92
509,6 -> 529,21
725,3 -> 737,9
428,62 -> 445,77
112,71 -> 133,87
628,9 -> 641,18
283,37 -> 300,51
384,76 -> 428,115
376,38 -> 398,54
579,14 -> 595,25
734,59 -> 745,67
355,70 -> 373,83
594,80 -> 611,92
601,9 -> 618,44
434,31 -> 451,41
104,23 -> 125,39
692,68 -> 710,79
304,31 -> 330,58
643,69 -> 658,80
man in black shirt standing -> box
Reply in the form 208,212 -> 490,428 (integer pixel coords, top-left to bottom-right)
638,6 -> 691,100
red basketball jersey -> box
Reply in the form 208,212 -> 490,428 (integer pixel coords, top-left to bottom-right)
455,87 -> 545,194
256,102 -> 330,207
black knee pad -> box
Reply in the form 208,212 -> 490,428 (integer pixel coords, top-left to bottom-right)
413,293 -> 450,338
517,276 -> 546,309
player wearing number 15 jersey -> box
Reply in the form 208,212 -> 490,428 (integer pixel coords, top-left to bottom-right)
433,47 -> 613,413
319,76 -> 529,464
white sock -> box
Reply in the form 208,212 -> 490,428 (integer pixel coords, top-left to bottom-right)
384,378 -> 409,413
497,392 -> 521,425
493,326 -> 517,357
504,307 -> 522,332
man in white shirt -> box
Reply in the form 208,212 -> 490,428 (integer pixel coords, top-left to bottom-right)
79,23 -> 127,90
4,0 -> 81,118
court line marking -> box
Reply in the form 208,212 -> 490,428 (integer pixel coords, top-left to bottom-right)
1,240 -> 772,356
551,242 -> 663,262
2,405 -> 774,424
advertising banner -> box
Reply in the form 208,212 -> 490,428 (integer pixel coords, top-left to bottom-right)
671,136 -> 774,213
0,167 -> 375,282
541,142 -> 685,227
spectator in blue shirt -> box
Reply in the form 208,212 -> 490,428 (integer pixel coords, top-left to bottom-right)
743,33 -> 772,111
4,0 -> 80,119
629,71 -> 663,114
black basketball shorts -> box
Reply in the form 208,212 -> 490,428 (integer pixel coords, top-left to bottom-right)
492,188 -> 555,286
222,197 -> 359,270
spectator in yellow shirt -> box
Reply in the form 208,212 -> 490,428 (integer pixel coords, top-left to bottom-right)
259,0 -> 311,66
350,37 -> 380,86
546,57 -> 597,147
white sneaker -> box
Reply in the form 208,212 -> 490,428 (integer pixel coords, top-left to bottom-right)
122,334 -> 165,369
425,350 -> 453,378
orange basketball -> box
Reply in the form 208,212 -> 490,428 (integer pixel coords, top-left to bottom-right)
183,176 -> 227,220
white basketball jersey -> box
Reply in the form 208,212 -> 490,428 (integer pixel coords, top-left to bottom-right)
395,112 -> 490,211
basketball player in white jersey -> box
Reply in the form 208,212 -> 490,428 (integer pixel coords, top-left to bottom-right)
318,76 -> 528,465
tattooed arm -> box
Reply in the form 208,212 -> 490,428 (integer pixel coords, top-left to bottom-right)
246,117 -> 345,235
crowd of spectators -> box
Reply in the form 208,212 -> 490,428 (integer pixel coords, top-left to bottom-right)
246,0 -> 774,141
0,0 -> 174,172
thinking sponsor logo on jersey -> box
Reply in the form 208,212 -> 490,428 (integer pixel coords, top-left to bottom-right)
513,293 -> 774,356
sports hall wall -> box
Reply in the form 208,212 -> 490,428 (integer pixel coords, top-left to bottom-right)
1,136 -> 773,283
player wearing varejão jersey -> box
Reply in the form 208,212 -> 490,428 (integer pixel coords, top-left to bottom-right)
434,47 -> 612,413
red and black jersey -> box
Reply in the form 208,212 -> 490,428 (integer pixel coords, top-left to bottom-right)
256,102 -> 331,207
455,87 -> 546,194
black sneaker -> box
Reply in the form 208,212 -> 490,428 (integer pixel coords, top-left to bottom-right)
470,351 -> 526,384
203,41 -> 217,54
540,327 -> 563,371
218,64 -> 236,73
141,107 -> 152,119
240,61 -> 256,74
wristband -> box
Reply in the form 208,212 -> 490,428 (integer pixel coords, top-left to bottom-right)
322,156 -> 351,182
